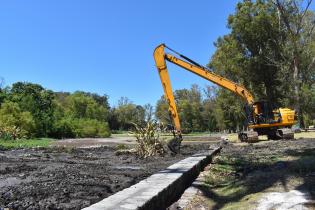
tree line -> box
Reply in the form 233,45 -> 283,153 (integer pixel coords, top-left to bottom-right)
0,0 -> 315,139
0,81 -> 157,139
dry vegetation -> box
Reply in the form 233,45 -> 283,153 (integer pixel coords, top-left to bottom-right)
131,121 -> 166,158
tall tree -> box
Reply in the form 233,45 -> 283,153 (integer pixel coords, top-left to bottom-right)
210,0 -> 288,106
9,82 -> 55,137
114,97 -> 146,130
155,96 -> 172,127
273,0 -> 315,127
209,0 -> 315,128
155,84 -> 210,133
202,86 -> 218,132
143,103 -> 154,122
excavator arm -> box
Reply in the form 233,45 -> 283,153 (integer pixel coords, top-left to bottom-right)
154,44 -> 296,147
153,44 -> 254,136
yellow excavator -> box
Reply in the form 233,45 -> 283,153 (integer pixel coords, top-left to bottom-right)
153,44 -> 296,152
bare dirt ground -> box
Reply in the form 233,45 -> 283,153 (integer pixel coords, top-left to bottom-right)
3,134 -> 314,210
184,138 -> 315,210
52,136 -> 137,148
51,135 -> 220,148
0,142 -> 218,210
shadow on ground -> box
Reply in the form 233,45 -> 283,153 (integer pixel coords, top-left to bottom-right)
191,139 -> 315,209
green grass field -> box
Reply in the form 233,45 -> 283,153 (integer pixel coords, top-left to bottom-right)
0,138 -> 54,149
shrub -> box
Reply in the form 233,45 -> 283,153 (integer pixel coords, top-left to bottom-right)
0,101 -> 35,139
51,117 -> 75,139
132,120 -> 165,158
72,118 -> 111,138
0,126 -> 26,140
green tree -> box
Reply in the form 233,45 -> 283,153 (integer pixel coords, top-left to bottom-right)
155,96 -> 172,127
9,82 -> 55,137
143,103 -> 154,122
72,118 -> 110,138
215,90 -> 246,132
114,97 -> 146,130
300,84 -> 315,127
209,0 -> 315,129
52,91 -> 111,138
65,92 -> 109,122
210,0 -> 287,106
108,107 -> 120,130
155,85 -> 210,133
0,101 -> 35,139
273,0 -> 315,127
74,91 -> 110,109
202,86 -> 218,132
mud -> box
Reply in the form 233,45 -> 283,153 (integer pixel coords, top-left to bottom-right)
0,143 -> 216,210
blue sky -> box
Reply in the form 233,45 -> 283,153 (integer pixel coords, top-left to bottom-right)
0,0 -> 240,106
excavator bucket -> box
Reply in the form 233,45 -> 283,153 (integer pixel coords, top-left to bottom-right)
166,136 -> 182,154
238,131 -> 259,143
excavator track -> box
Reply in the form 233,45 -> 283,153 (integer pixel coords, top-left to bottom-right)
277,128 -> 294,140
267,128 -> 294,140
238,131 -> 259,143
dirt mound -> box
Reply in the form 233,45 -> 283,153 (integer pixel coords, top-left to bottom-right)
0,143 -> 216,210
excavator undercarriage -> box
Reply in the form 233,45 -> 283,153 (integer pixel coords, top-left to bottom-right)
238,131 -> 259,143
238,128 -> 294,143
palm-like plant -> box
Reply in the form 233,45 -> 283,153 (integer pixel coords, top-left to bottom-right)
131,120 -> 165,158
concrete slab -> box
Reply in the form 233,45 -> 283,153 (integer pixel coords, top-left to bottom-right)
82,147 -> 221,210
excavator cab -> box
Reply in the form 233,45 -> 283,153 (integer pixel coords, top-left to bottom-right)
243,101 -> 295,141
245,101 -> 276,125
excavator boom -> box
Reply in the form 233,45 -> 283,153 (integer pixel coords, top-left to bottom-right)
154,44 -> 254,133
153,43 -> 295,148
164,53 -> 254,104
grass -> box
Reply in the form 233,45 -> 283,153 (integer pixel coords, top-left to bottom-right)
188,141 -> 315,210
295,131 -> 315,139
198,156 -> 265,210
0,138 -> 54,149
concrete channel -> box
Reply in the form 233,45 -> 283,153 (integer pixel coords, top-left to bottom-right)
82,146 -> 221,210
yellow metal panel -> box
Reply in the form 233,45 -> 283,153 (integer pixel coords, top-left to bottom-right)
153,44 -> 181,131
249,122 -> 296,129
165,54 -> 254,104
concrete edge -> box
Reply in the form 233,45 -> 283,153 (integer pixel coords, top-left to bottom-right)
83,147 -> 221,210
